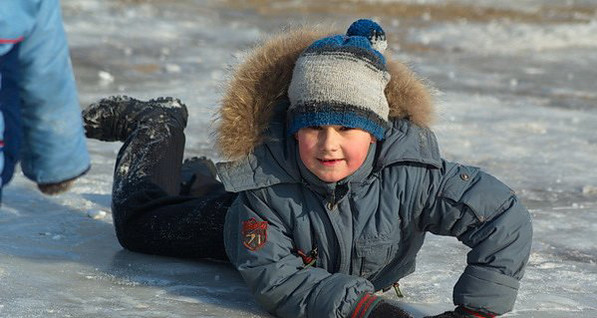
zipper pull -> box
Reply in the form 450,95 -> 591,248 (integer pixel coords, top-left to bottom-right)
393,282 -> 405,298
297,248 -> 318,269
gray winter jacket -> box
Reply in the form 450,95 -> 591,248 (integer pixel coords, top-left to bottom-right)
215,27 -> 532,318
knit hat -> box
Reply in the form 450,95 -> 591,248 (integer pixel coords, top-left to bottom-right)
287,19 -> 391,140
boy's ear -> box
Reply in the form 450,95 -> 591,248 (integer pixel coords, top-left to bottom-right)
370,134 -> 377,144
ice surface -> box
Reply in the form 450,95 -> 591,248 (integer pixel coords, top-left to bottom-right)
1,0 -> 596,317
411,20 -> 597,53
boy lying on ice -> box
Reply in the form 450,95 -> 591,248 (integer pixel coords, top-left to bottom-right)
83,19 -> 532,318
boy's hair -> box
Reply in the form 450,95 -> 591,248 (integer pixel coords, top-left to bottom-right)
287,19 -> 391,140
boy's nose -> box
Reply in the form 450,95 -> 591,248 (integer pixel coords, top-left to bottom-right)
319,128 -> 340,152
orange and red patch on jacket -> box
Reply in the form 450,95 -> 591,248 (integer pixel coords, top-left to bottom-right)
242,218 -> 268,251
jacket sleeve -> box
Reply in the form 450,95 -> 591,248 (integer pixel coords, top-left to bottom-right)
17,0 -> 90,184
224,189 -> 376,318
418,160 -> 532,315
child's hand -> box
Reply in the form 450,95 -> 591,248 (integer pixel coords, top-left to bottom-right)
37,169 -> 89,195
424,306 -> 496,318
37,179 -> 76,195
36,173 -> 83,195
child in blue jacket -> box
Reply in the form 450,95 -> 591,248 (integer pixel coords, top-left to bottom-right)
0,0 -> 90,199
83,20 -> 532,318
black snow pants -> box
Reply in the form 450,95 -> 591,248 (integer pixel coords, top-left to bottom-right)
110,120 -> 237,261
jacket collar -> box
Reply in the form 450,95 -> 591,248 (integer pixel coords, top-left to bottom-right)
375,119 -> 442,171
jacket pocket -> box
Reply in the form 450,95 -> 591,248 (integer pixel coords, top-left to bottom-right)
354,234 -> 397,279
439,165 -> 515,223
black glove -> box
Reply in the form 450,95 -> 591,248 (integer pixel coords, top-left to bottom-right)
369,301 -> 414,318
424,306 -> 496,318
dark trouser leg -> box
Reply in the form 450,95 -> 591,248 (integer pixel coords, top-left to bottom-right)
112,122 -> 237,261
91,97 -> 236,261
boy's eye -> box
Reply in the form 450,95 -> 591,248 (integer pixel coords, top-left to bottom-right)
307,126 -> 322,130
339,126 -> 354,131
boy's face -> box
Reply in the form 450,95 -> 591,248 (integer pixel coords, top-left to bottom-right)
296,125 -> 375,183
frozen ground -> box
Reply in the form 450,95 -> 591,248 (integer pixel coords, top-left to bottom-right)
1,0 -> 596,317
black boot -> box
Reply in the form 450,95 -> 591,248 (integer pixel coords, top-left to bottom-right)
82,95 -> 188,142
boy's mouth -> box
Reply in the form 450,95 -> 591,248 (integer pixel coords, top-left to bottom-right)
318,158 -> 343,166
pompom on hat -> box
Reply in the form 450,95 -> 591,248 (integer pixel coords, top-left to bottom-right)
287,19 -> 391,140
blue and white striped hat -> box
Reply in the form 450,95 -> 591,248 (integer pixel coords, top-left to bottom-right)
287,19 -> 391,140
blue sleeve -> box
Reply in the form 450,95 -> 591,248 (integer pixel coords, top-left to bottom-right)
17,0 -> 89,184
224,190 -> 375,318
419,160 -> 533,315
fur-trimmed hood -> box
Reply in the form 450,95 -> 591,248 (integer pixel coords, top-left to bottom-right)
215,25 -> 435,160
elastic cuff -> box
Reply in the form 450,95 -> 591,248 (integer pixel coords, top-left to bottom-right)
351,293 -> 382,318
453,266 -> 519,315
